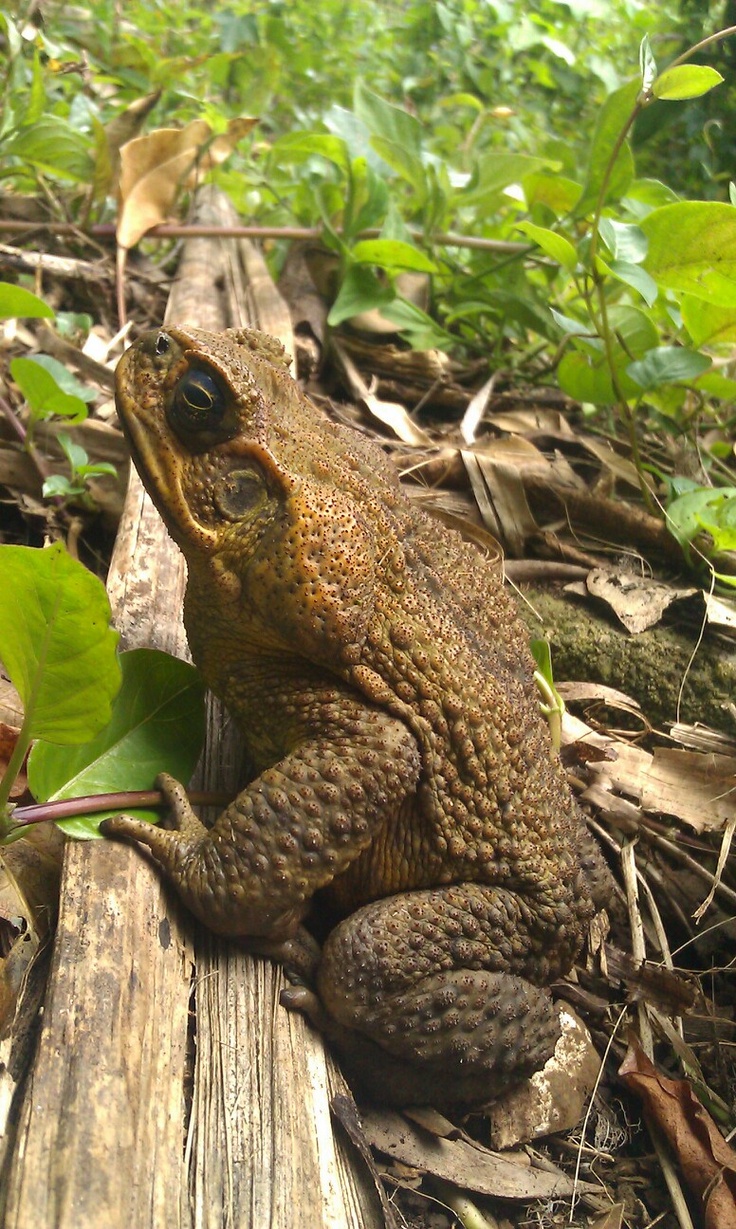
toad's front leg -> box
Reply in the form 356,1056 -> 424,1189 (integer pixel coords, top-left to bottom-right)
101,703 -> 420,943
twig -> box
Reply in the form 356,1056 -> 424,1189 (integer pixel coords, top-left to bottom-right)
0,219 -> 528,254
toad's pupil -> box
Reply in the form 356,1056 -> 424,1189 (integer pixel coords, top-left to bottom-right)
170,370 -> 225,431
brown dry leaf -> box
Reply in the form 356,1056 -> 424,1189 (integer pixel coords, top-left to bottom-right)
565,712 -> 736,836
486,407 -> 575,437
361,1107 -> 597,1200
117,120 -> 211,249
558,680 -> 644,714
333,343 -> 432,446
0,853 -> 41,1034
0,679 -> 23,728
585,569 -> 698,634
102,91 -> 161,196
579,435 -> 654,492
589,1205 -> 625,1229
460,373 -> 496,444
703,591 -> 736,632
202,116 -> 258,169
641,749 -> 736,833
620,1039 -> 736,1229
460,439 -> 544,555
0,722 -> 27,798
670,724 -> 736,756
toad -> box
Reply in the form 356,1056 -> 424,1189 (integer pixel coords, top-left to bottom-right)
104,326 -> 608,1106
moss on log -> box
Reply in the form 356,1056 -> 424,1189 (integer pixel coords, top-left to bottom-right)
519,587 -> 735,735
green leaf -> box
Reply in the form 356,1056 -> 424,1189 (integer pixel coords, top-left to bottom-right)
25,354 -> 97,402
666,487 -> 736,564
354,81 -> 422,160
608,304 -> 659,357
379,297 -> 453,350
627,346 -> 711,390
271,131 -> 350,174
608,260 -> 659,307
10,357 -> 88,423
351,238 -> 437,273
598,218 -> 647,263
681,296 -> 736,347
694,370 -> 736,400
653,65 -> 724,102
0,283 -> 54,320
0,542 -> 120,743
623,178 -> 681,218
4,116 -> 94,181
515,222 -> 577,271
370,135 -> 426,196
464,154 -> 559,206
327,265 -> 394,326
557,350 -> 637,404
550,308 -> 594,338
522,171 -> 582,216
27,649 -> 206,838
577,79 -> 639,214
57,431 -> 89,473
639,35 -> 657,92
42,475 -> 84,500
641,202 -> 736,306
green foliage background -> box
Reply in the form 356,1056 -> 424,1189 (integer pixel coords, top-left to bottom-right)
2,0 -> 736,572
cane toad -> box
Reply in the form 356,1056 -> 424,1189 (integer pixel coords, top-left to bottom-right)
105,326 -> 607,1105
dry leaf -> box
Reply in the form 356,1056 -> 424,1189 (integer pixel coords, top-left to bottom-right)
116,116 -> 255,249
585,569 -> 698,634
117,120 -> 210,249
589,1205 -> 625,1229
486,407 -> 575,437
102,91 -> 161,195
579,434 -> 654,492
703,591 -> 736,632
203,116 -> 258,169
620,1039 -> 736,1229
461,442 -> 541,555
641,749 -> 736,833
333,343 -> 431,446
361,1107 -> 597,1200
460,373 -> 496,444
0,722 -> 26,798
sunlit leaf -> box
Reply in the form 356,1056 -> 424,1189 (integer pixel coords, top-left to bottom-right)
653,64 -> 724,102
0,543 -> 120,744
516,222 -> 577,270
0,283 -> 53,320
27,649 -> 205,838
10,357 -> 87,423
641,202 -> 736,305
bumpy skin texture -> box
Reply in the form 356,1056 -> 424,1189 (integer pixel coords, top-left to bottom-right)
105,326 -> 606,1107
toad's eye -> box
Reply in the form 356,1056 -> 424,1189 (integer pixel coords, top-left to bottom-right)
168,369 -> 226,435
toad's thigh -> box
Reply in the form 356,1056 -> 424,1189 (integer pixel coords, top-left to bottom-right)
314,883 -> 577,1101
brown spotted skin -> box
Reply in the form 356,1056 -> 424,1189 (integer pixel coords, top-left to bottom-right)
104,326 -> 605,1106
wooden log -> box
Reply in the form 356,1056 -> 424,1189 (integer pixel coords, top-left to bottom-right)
1,187 -> 382,1229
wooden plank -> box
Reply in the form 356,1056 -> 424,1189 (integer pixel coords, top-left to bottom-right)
1,187 -> 382,1229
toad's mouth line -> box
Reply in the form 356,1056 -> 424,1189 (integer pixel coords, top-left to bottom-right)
119,408 -> 219,552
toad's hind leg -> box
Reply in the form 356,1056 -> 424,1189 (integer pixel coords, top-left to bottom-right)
303,881 -> 589,1106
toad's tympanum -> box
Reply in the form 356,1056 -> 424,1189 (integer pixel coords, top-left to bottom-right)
104,326 -> 608,1106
